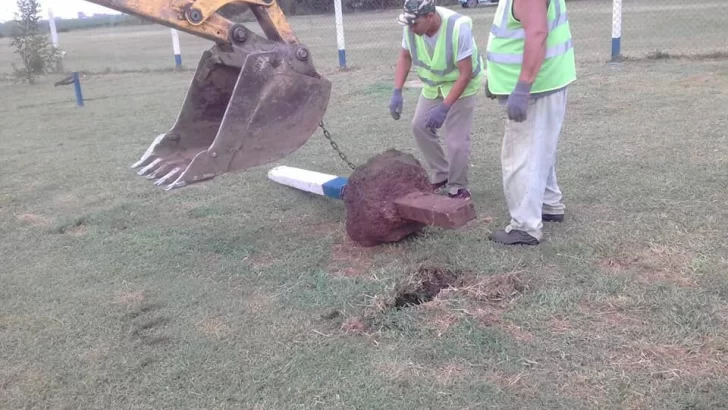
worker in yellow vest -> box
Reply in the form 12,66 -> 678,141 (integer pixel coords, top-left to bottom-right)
485,0 -> 577,245
389,0 -> 484,200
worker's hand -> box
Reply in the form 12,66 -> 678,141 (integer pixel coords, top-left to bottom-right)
506,81 -> 531,122
425,102 -> 451,129
389,88 -> 403,120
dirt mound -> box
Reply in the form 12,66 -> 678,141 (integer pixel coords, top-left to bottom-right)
343,149 -> 431,247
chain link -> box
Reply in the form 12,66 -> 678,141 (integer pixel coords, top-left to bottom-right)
319,121 -> 357,170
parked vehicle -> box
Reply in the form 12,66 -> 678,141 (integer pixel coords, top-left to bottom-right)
459,0 -> 498,8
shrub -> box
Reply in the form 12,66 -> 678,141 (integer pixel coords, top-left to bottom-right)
9,0 -> 63,84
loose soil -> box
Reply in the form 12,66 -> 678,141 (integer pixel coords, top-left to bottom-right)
343,149 -> 432,247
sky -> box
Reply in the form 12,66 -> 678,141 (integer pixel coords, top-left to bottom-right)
0,0 -> 120,22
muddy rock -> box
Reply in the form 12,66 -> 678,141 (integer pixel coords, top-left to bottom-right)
343,149 -> 431,247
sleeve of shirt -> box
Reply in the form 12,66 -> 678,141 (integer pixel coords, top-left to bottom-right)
456,22 -> 474,62
402,27 -> 409,51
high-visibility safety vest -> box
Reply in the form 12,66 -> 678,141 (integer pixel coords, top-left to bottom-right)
485,0 -> 576,95
404,6 -> 484,100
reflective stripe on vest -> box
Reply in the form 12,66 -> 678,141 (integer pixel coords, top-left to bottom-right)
417,62 -> 483,87
490,0 -> 568,39
487,38 -> 573,64
407,12 -> 461,76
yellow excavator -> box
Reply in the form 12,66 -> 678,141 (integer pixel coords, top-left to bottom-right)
84,0 -> 332,190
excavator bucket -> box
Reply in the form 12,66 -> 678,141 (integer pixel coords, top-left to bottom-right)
132,39 -> 331,190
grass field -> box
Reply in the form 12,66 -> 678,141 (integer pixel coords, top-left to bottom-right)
2,0 -> 728,408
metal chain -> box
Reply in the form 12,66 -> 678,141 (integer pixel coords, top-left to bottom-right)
319,121 -> 357,170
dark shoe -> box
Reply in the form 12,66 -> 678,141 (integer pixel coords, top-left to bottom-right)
488,229 -> 539,245
431,179 -> 448,191
448,188 -> 471,200
542,213 -> 564,222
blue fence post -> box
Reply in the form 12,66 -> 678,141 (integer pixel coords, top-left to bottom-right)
72,71 -> 84,107
611,0 -> 622,61
171,29 -> 182,68
334,0 -> 347,69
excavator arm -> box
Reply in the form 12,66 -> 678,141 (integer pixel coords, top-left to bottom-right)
84,0 -> 332,190
84,0 -> 297,44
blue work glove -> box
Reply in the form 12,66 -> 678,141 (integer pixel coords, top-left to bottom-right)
506,81 -> 531,122
389,88 -> 403,120
425,102 -> 451,129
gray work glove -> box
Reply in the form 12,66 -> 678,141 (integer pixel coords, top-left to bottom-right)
389,88 -> 403,120
506,81 -> 531,122
424,102 -> 451,129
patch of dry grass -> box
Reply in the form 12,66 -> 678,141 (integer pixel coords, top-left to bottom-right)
116,290 -> 146,306
196,316 -> 231,340
374,358 -> 474,388
16,213 -> 52,227
607,337 -> 728,378
599,242 -> 699,287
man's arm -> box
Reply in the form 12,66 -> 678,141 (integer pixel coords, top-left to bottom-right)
514,0 -> 549,83
394,48 -> 412,89
443,56 -> 472,106
443,21 -> 475,106
390,46 -> 411,120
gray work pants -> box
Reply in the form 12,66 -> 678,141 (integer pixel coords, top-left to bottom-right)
411,93 -> 476,193
501,88 -> 568,241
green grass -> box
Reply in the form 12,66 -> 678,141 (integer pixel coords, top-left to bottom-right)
2,0 -> 728,408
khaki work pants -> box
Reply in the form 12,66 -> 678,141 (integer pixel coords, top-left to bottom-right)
411,93 -> 477,194
501,88 -> 568,241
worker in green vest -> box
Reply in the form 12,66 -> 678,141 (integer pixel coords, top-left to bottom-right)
389,0 -> 484,200
484,0 -> 577,245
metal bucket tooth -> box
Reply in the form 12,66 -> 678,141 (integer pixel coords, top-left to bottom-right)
131,132 -> 170,170
132,154 -> 159,171
130,40 -> 331,190
138,157 -> 164,177
164,179 -> 188,191
148,159 -> 188,180
154,167 -> 183,187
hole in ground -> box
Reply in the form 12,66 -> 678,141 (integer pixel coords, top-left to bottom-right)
393,266 -> 461,308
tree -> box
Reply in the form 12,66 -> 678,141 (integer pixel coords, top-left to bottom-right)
10,0 -> 62,84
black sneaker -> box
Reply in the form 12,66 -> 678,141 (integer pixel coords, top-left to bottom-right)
488,229 -> 539,245
448,188 -> 471,200
542,213 -> 564,222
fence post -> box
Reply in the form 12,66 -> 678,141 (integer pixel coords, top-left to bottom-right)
171,28 -> 182,69
334,0 -> 347,69
48,8 -> 64,72
611,0 -> 622,61
72,72 -> 84,107
48,8 -> 59,48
